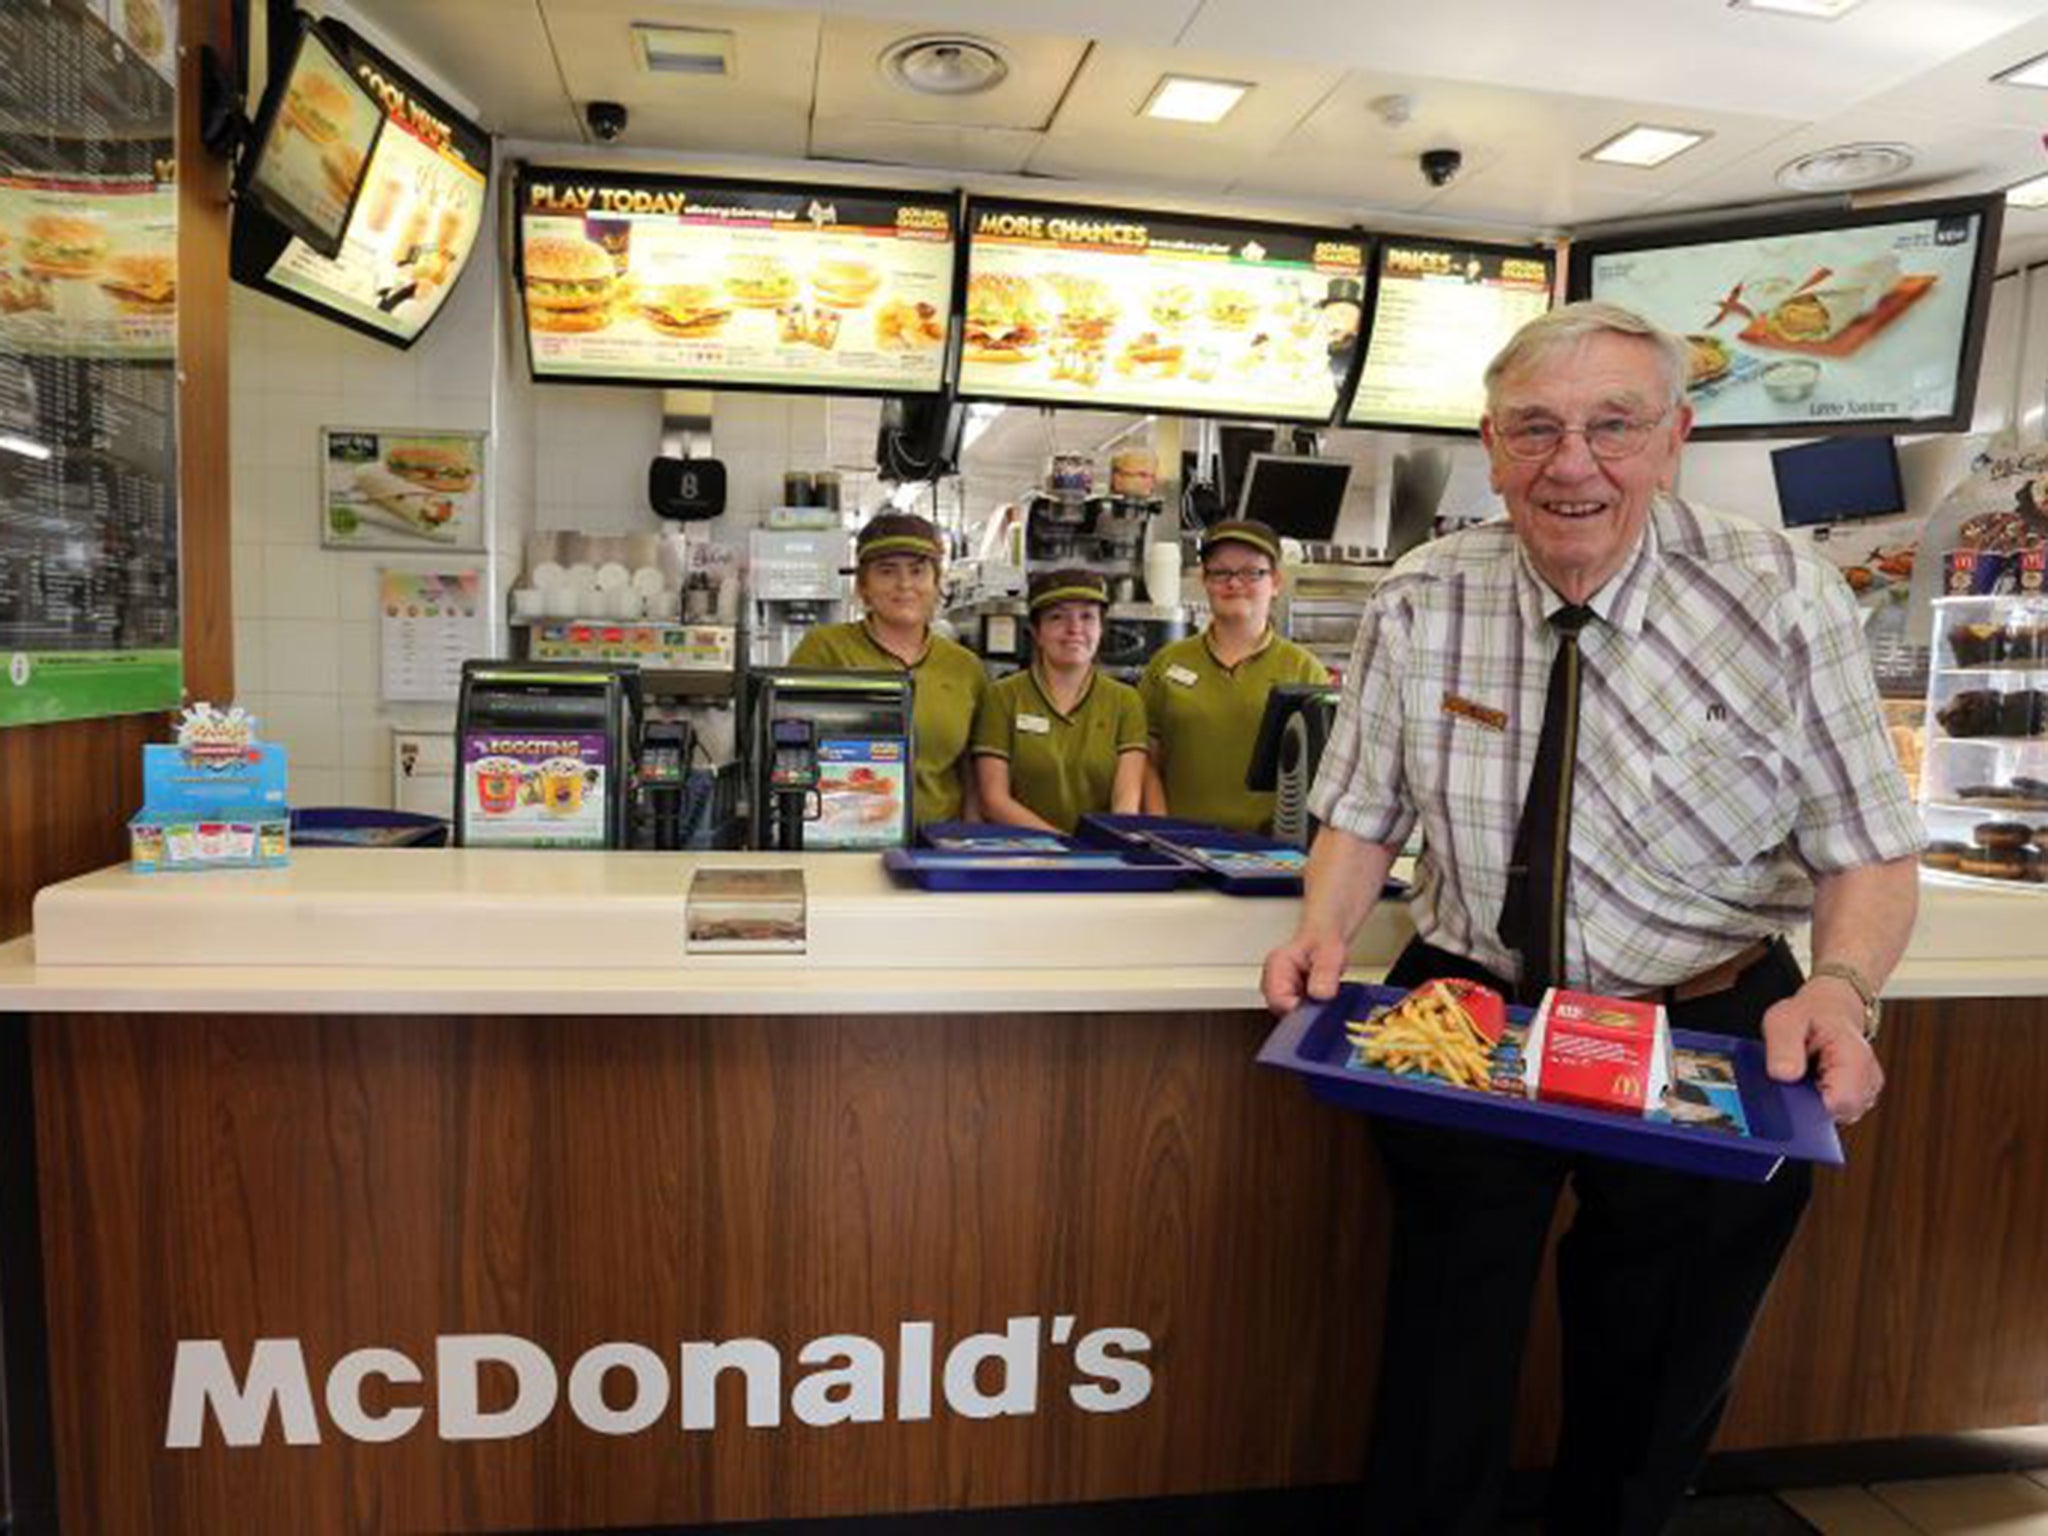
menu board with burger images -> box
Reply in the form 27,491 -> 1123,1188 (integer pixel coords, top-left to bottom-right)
231,21 -> 489,349
0,0 -> 181,727
1573,194 -> 2003,439
516,167 -> 957,396
239,17 -> 384,259
956,198 -> 1367,422
1346,239 -> 1555,434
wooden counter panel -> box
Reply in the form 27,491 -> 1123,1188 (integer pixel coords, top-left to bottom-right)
34,1010 -> 1384,1533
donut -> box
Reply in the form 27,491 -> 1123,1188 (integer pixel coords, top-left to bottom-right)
1960,848 -> 2028,879
1920,842 -> 1968,871
1972,820 -> 2033,849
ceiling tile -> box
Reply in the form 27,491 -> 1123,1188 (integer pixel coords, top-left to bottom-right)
351,0 -> 579,139
814,17 -> 1088,129
708,0 -> 1198,48
809,118 -> 1041,174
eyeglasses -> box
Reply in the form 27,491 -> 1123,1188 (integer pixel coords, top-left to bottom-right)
1494,411 -> 1669,462
1203,566 -> 1273,588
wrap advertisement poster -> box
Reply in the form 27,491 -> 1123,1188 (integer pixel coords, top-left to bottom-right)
1584,206 -> 1992,433
518,167 -> 956,394
957,198 -> 1367,422
809,737 -> 907,849
322,427 -> 484,550
1348,242 -> 1554,432
235,24 -> 490,348
242,23 -> 384,258
461,730 -> 607,848
0,172 -> 177,360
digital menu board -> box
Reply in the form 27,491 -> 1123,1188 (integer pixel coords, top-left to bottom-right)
1572,194 -> 2002,440
957,197 -> 1367,423
516,168 -> 958,397
1346,239 -> 1554,434
231,21 -> 489,350
241,19 -> 383,259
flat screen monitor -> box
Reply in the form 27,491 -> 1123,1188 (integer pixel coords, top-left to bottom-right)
231,20 -> 490,350
1235,453 -> 1352,541
1246,683 -> 1341,791
956,196 -> 1368,423
517,167 -> 959,398
1345,238 -> 1554,434
1770,435 -> 1906,528
239,18 -> 384,259
1570,193 -> 2003,439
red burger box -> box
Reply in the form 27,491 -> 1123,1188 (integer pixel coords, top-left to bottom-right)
1524,989 -> 1672,1115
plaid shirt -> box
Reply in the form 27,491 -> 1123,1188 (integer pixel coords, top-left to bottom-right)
1310,495 -> 1924,995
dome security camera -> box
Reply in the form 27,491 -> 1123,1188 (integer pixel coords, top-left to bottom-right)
1419,147 -> 1463,188
586,101 -> 629,142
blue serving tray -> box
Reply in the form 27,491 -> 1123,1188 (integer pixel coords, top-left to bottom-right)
1256,982 -> 1842,1183
882,846 -> 1194,893
918,821 -> 1082,854
1077,813 -> 1409,900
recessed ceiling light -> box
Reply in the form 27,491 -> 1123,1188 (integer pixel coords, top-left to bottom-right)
1776,142 -> 1915,191
1584,125 -> 1709,168
1142,76 -> 1251,125
1994,51 -> 2048,89
881,35 -> 1009,97
2008,172 -> 2048,209
1728,0 -> 1867,19
633,24 -> 734,77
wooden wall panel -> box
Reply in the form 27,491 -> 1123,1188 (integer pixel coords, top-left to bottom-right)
0,0 -> 233,941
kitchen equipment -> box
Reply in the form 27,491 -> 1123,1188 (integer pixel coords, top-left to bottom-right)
748,528 -> 853,666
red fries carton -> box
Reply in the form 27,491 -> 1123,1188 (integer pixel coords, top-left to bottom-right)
1523,989 -> 1672,1116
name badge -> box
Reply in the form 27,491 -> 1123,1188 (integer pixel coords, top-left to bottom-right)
1165,665 -> 1199,687
1017,713 -> 1052,735
1441,692 -> 1508,732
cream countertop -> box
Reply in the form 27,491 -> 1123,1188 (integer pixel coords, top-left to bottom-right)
0,851 -> 2038,1015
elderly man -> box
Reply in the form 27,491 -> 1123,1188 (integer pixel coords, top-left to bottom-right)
1263,301 -> 1921,1535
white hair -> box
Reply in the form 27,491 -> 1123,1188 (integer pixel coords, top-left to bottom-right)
1483,300 -> 1690,412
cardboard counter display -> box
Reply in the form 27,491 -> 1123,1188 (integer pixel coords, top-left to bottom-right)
1,852 -> 2046,1532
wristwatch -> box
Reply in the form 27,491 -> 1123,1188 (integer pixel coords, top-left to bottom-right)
1810,960 -> 1881,1040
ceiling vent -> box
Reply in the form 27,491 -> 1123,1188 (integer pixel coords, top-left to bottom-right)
1776,142 -> 1915,192
881,35 -> 1009,97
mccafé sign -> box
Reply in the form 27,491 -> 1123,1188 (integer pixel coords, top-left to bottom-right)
166,1317 -> 1155,1448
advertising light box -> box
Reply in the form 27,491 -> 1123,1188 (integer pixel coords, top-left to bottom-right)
517,167 -> 958,398
1346,239 -> 1554,434
1572,194 -> 2003,439
957,197 -> 1367,423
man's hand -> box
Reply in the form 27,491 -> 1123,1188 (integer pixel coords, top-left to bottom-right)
1762,978 -> 1883,1124
1261,930 -> 1350,1015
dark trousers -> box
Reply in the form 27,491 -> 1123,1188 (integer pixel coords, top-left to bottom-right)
1361,938 -> 1814,1536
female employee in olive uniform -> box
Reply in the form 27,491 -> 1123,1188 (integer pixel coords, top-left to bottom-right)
1139,517 -> 1330,832
971,569 -> 1149,833
789,512 -> 987,827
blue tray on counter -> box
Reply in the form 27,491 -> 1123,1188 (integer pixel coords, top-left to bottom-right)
883,844 -> 1194,892
918,821 -> 1084,854
1077,813 -> 1409,900
1256,982 -> 1842,1183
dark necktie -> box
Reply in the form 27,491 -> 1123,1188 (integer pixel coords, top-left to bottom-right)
1497,604 -> 1596,1005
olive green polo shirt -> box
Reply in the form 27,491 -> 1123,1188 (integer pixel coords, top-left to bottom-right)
970,666 -> 1149,833
1138,627 -> 1330,833
788,621 -> 988,826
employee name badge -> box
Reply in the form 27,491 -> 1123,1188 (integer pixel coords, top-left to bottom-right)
1165,665 -> 1199,688
1017,713 -> 1052,735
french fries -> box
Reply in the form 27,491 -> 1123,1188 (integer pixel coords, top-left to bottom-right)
1346,980 -> 1498,1092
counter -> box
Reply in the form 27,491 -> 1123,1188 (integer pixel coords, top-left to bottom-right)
2,853 -> 2045,1533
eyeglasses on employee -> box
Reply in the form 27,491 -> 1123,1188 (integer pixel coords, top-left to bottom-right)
1493,411 -> 1669,462
1203,565 -> 1273,587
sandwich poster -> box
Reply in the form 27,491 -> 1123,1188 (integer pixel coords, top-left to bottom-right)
517,167 -> 957,395
322,428 -> 484,551
0,172 -> 177,360
956,197 -> 1367,423
1585,205 -> 1993,434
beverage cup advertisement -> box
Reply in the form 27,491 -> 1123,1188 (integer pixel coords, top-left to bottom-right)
460,731 -> 607,847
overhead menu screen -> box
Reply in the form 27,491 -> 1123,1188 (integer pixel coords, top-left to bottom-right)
517,167 -> 958,397
232,22 -> 489,350
1574,194 -> 2002,439
240,20 -> 384,259
1346,240 -> 1554,433
957,197 -> 1367,423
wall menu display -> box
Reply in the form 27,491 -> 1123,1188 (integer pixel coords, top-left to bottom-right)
241,19 -> 384,260
1573,194 -> 2003,439
0,0 -> 181,727
231,22 -> 489,350
1347,240 -> 1554,433
956,197 -> 1367,423
516,167 -> 958,397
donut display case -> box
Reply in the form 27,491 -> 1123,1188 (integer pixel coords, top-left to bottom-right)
1920,594 -> 2048,887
